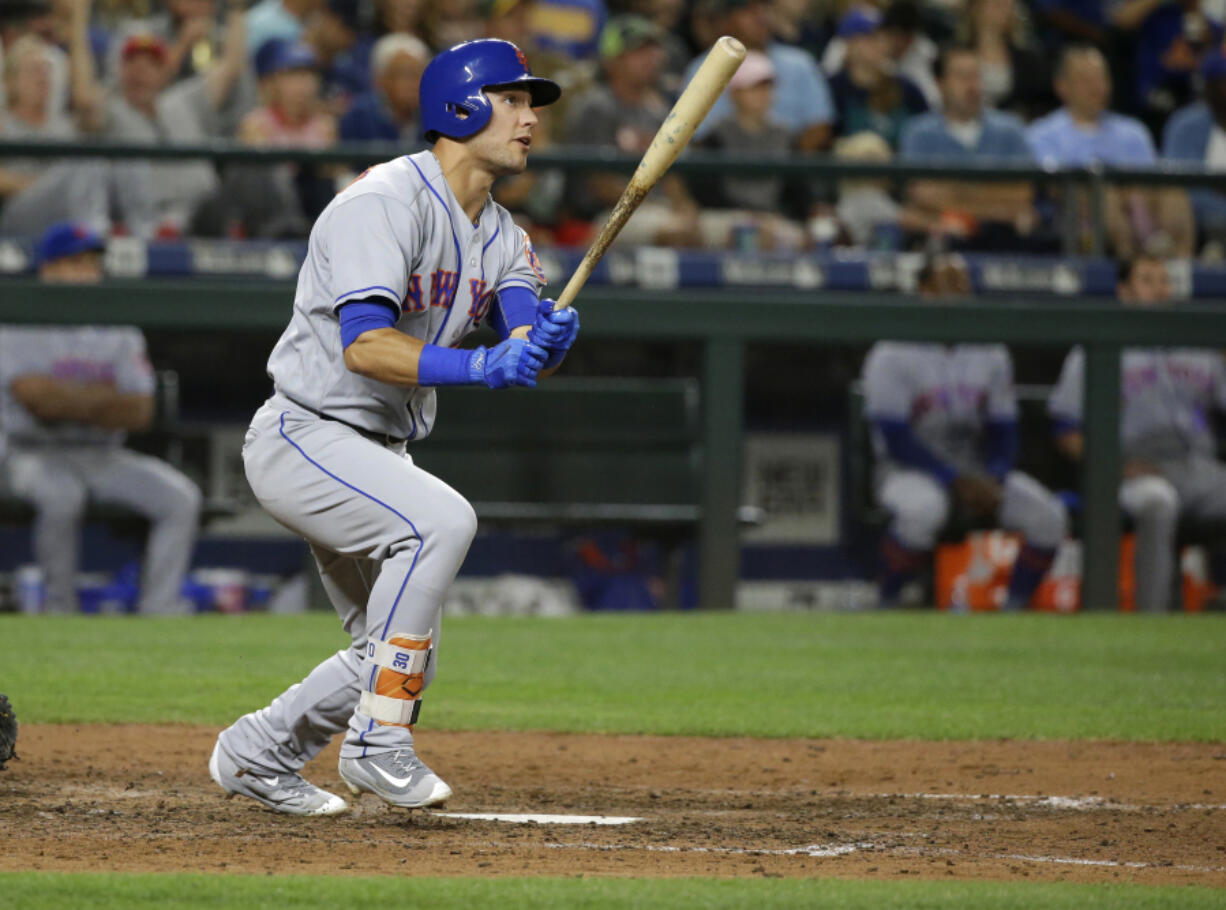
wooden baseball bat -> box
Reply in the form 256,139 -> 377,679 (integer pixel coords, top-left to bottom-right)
552,35 -> 747,311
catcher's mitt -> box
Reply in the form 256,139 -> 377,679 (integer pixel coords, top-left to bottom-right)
0,694 -> 17,770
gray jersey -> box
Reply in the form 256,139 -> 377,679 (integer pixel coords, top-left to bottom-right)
862,342 -> 1017,475
1048,346 -> 1226,461
266,150 -> 547,440
0,325 -> 154,453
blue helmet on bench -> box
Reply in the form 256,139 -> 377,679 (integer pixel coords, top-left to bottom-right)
419,39 -> 561,142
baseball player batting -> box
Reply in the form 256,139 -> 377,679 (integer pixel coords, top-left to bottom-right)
862,255 -> 1068,609
210,39 -> 578,815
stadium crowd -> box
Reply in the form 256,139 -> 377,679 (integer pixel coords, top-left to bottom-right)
1,0 -> 1225,255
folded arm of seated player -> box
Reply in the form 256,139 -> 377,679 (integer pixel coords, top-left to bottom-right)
983,417 -> 1019,481
874,418 -> 959,487
339,296 -> 546,389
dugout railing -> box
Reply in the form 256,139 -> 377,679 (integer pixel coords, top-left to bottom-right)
4,281 -> 1226,609
2,139 -> 1224,256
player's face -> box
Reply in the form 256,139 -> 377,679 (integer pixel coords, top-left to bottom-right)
470,88 -> 538,176
39,251 -> 104,284
1121,260 -> 1171,306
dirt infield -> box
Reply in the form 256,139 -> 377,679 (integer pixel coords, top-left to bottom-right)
1,725 -> 1223,886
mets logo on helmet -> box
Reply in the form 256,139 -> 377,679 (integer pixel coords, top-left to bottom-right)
514,44 -> 530,72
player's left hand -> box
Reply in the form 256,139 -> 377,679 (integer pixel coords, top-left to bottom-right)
528,298 -> 579,369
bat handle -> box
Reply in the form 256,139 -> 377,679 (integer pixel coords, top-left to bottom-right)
552,253 -> 594,311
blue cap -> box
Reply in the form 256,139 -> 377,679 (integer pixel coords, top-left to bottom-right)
36,222 -> 104,266
254,39 -> 318,78
1202,49 -> 1226,82
838,6 -> 882,38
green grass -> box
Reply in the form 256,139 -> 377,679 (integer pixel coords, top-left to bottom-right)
0,873 -> 1222,910
2,612 -> 1223,740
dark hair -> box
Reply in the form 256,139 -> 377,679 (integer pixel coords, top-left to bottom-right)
933,42 -> 978,82
1117,254 -> 1164,285
882,0 -> 922,34
1055,43 -> 1104,82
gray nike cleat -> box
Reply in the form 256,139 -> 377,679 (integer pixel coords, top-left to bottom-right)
337,747 -> 452,808
209,739 -> 348,816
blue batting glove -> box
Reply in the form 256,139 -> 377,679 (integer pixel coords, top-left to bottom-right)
470,337 -> 547,389
528,298 -> 579,370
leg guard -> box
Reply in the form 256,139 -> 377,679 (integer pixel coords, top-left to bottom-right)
359,632 -> 433,729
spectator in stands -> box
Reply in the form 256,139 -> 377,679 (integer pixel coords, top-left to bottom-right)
339,32 -> 427,144
483,0 -> 587,135
625,0 -> 691,94
239,40 -> 335,147
147,0 -> 228,85
224,40 -> 336,237
827,6 -> 928,149
1113,0 -> 1222,129
1027,45 -> 1194,257
899,44 -> 1044,252
374,0 -> 430,43
688,50 -> 809,249
0,222 -> 202,615
958,0 -> 1055,121
0,0 -> 70,120
0,34 -> 110,236
522,0 -> 606,63
2,34 -> 76,148
684,0 -> 835,152
565,15 -> 700,246
70,0 -> 250,236
861,254 -> 1068,609
1049,254 -> 1226,611
302,0 -> 371,110
831,131 -> 909,249
822,0 -> 938,109
1163,50 -> 1226,253
245,0 -> 321,55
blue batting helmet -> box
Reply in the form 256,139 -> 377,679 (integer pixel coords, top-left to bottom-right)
419,39 -> 561,141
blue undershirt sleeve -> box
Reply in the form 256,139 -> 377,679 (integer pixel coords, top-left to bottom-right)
984,418 -> 1019,482
338,297 -> 398,349
490,286 -> 538,340
876,418 -> 959,487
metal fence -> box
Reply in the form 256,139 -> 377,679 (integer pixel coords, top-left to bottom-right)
3,138 -> 1224,256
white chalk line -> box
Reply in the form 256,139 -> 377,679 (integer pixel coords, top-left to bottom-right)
537,839 -> 1225,874
433,812 -> 642,825
871,793 -> 1226,812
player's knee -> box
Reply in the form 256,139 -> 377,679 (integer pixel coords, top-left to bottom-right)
1127,476 -> 1179,524
891,486 -> 949,549
34,485 -> 88,523
1028,494 -> 1068,550
174,478 -> 203,521
441,497 -> 478,548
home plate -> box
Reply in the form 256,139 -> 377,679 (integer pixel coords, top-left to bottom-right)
433,812 -> 643,825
